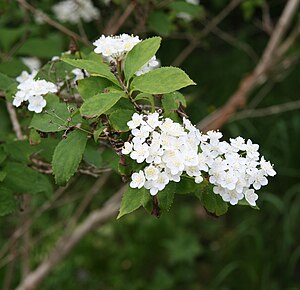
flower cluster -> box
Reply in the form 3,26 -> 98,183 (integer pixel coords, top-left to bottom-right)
13,72 -> 58,113
122,112 -> 276,207
52,0 -> 99,24
93,34 -> 160,75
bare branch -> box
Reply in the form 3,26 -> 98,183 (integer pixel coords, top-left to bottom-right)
6,103 -> 24,140
197,0 -> 300,132
172,0 -> 242,66
232,100 -> 300,120
15,186 -> 125,290
17,0 -> 91,47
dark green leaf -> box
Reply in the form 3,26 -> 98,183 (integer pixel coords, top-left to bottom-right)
52,129 -> 88,185
109,109 -> 134,131
0,187 -> 18,216
61,57 -> 120,86
124,37 -> 161,80
80,92 -> 124,118
148,11 -> 173,36
131,67 -> 195,94
118,186 -> 150,219
30,94 -> 80,132
0,72 -> 16,91
162,91 -> 186,112
77,76 -> 113,101
2,162 -> 53,196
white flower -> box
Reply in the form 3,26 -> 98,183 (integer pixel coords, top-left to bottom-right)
244,189 -> 258,206
245,139 -> 260,159
72,68 -> 89,82
93,34 -> 140,60
130,170 -> 145,189
135,56 -> 160,76
130,143 -> 149,163
122,142 -> 133,155
27,95 -> 47,113
52,0 -> 99,24
21,57 -> 41,72
195,175 -> 203,184
16,70 -> 37,83
220,189 -> 243,205
186,0 -> 200,5
260,156 -> 276,176
127,112 -> 144,129
144,165 -> 160,181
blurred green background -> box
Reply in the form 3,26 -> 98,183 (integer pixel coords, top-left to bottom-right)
0,0 -> 300,289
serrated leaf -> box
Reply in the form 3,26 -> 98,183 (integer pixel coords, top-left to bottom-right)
2,162 -> 53,196
0,187 -> 18,216
80,92 -> 124,118
109,109 -> 134,131
195,180 -> 228,216
162,91 -> 186,113
30,94 -> 80,132
124,37 -> 161,80
77,76 -> 113,101
61,57 -> 120,87
157,189 -> 175,212
117,186 -> 150,219
131,67 -> 195,94
52,130 -> 88,185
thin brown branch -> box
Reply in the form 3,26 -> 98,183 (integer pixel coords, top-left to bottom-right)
172,0 -> 242,66
197,0 -> 300,132
103,1 -> 137,35
17,0 -> 91,47
232,100 -> 300,120
15,185 -> 125,290
6,103 -> 24,140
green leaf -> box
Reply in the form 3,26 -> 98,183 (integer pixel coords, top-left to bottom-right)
4,140 -> 33,163
148,11 -> 173,36
61,57 -> 120,87
2,162 -> 53,196
30,94 -> 80,132
157,189 -> 175,212
80,92 -> 124,118
124,37 -> 161,81
109,109 -> 134,131
0,72 -> 16,91
52,130 -> 88,185
0,187 -> 18,216
0,27 -> 27,52
0,171 -> 7,182
117,186 -> 150,219
195,180 -> 228,216
93,124 -> 105,142
77,76 -> 113,101
131,67 -> 195,94
17,34 -> 64,58
162,91 -> 186,112
0,145 -> 8,164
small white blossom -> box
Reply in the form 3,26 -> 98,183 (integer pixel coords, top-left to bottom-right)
244,189 -> 258,206
27,95 -> 47,113
130,170 -> 145,189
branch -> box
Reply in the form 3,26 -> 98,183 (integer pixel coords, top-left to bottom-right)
172,0 -> 242,66
103,1 -> 137,35
232,100 -> 300,120
6,103 -> 24,140
15,185 -> 125,290
197,0 -> 300,132
17,0 -> 91,47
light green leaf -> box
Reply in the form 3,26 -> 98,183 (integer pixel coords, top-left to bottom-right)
131,67 -> 195,94
0,187 -> 18,217
61,57 -> 120,87
162,91 -> 186,112
109,109 -> 134,131
77,76 -> 113,101
30,94 -> 80,132
80,92 -> 124,118
52,130 -> 88,185
124,37 -> 161,80
117,186 -> 150,219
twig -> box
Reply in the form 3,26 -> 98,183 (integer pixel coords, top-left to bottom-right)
103,1 -> 137,35
231,100 -> 300,120
6,103 -> 24,140
172,0 -> 242,66
17,0 -> 91,47
197,0 -> 300,132
15,185 -> 125,290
